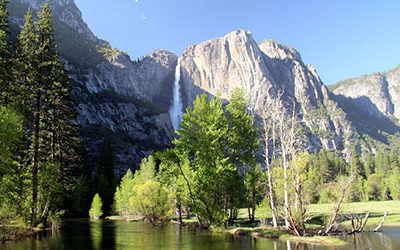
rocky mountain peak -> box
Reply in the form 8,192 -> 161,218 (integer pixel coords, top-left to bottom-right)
259,39 -> 301,62
17,0 -> 100,43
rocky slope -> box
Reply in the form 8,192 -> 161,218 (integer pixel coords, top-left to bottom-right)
9,0 -> 176,175
331,66 -> 400,148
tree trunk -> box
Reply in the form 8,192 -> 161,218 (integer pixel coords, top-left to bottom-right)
282,150 -> 290,229
176,198 -> 183,225
30,90 -> 41,227
266,165 -> 278,228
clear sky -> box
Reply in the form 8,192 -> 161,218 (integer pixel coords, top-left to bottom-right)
74,0 -> 400,85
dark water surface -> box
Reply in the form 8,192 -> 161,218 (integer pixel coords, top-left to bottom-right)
1,220 -> 400,250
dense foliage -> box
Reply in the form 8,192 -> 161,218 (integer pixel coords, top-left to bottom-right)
0,2 -> 84,228
89,194 -> 103,219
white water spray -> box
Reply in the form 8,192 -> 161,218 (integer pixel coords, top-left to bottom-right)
169,59 -> 183,130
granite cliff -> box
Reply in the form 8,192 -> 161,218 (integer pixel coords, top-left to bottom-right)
8,0 -> 399,174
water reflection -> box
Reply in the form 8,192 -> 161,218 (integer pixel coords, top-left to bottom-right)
90,220 -> 116,250
2,221 -> 400,250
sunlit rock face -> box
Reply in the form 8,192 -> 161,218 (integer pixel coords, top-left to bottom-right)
332,67 -> 400,120
179,30 -> 354,152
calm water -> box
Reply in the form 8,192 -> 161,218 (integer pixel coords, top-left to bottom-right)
1,220 -> 400,250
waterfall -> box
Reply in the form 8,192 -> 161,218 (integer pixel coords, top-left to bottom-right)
169,59 -> 183,130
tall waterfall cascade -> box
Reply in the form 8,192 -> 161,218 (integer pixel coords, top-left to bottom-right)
169,59 -> 183,130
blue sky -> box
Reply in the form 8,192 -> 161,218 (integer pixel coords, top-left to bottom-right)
74,0 -> 400,84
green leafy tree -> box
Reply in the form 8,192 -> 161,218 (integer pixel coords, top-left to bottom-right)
130,180 -> 172,225
244,164 -> 262,222
365,174 -> 383,201
157,149 -> 192,224
114,156 -> 159,220
114,169 -> 135,219
387,169 -> 400,200
89,193 -> 103,219
226,89 -> 259,222
0,107 -> 30,222
0,107 -> 23,170
174,94 -> 233,227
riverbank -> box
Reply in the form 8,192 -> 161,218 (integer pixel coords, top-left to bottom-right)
225,201 -> 400,246
0,225 -> 48,242
227,227 -> 347,246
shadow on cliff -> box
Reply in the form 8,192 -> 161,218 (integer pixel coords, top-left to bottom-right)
332,94 -> 400,144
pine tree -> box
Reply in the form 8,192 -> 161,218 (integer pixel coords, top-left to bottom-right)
364,153 -> 375,177
37,4 -> 80,223
11,4 -> 81,225
350,146 -> 365,179
11,10 -> 38,112
12,9 -> 42,226
95,138 -> 116,216
0,0 -> 10,104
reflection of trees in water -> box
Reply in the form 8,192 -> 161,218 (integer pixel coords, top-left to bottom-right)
61,220 -> 93,249
348,232 -> 400,250
90,220 -> 116,250
375,232 -> 394,249
287,240 -> 320,250
175,224 -> 183,250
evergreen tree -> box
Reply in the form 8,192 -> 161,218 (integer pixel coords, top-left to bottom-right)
350,146 -> 365,179
364,153 -> 375,177
389,150 -> 399,170
0,0 -> 10,103
13,9 -> 42,226
95,138 -> 116,216
11,10 -> 37,112
375,151 -> 390,174
11,5 -> 81,225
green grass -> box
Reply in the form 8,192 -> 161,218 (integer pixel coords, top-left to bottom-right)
280,235 -> 347,246
308,200 -> 400,229
227,227 -> 286,238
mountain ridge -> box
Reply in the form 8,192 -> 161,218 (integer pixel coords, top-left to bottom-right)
8,0 -> 400,174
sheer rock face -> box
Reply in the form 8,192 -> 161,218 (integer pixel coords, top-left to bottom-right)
9,0 -> 398,172
10,0 -> 176,173
179,30 -> 352,152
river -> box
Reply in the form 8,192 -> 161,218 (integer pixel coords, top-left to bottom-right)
1,220 -> 400,249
